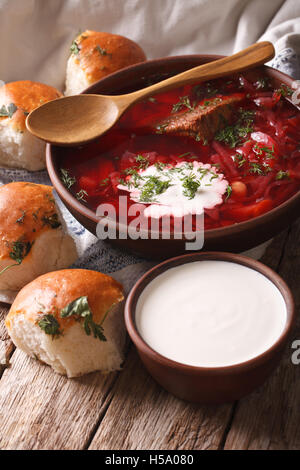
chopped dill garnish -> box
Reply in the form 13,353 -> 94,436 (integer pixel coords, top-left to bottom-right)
253,143 -> 275,159
99,177 -> 110,187
200,97 -> 222,108
95,45 -> 109,56
172,96 -> 195,113
9,240 -> 33,264
225,185 -> 232,200
76,189 -> 88,202
135,154 -> 149,169
60,169 -> 76,189
249,162 -> 272,176
254,77 -> 271,90
215,108 -> 255,148
275,84 -> 293,97
42,213 -> 61,229
0,239 -> 33,276
16,210 -> 26,224
156,123 -> 168,134
0,103 -> 17,118
276,170 -> 290,180
70,40 -> 80,55
181,174 -> 200,199
140,176 -> 172,202
234,153 -> 247,168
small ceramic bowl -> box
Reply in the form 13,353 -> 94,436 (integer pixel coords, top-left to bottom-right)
124,252 -> 295,404
46,55 -> 300,258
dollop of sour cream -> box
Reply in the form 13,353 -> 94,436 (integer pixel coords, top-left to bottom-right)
136,261 -> 287,367
118,161 -> 228,218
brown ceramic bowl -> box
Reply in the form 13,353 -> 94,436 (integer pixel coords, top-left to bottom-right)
46,55 -> 300,258
124,252 -> 295,404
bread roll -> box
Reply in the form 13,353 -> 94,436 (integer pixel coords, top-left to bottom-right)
0,81 -> 62,170
6,269 -> 125,377
65,30 -> 146,95
0,182 -> 77,291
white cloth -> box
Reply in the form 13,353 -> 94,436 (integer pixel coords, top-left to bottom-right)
0,0 -> 298,303
0,0 -> 299,89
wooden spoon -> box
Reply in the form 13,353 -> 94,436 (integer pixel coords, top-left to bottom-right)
26,41 -> 275,146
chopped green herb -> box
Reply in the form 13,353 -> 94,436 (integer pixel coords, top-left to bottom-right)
172,96 -> 195,113
215,108 -> 255,148
201,98 -> 222,108
156,123 -> 168,134
76,189 -> 88,202
70,40 -> 80,55
178,152 -> 191,159
225,185 -> 232,200
61,296 -> 107,342
123,168 -> 143,187
0,239 -> 33,276
0,103 -> 17,118
253,143 -> 275,159
99,177 -> 110,187
254,77 -> 270,90
249,162 -> 271,176
148,97 -> 157,103
140,176 -> 172,202
234,153 -> 247,168
42,213 -> 61,229
181,174 -> 200,200
10,240 -> 32,264
275,84 -> 293,98
276,170 -> 289,180
154,162 -> 168,171
16,210 -> 26,224
38,314 -> 62,338
60,169 -> 76,189
135,154 -> 149,169
95,45 -> 109,56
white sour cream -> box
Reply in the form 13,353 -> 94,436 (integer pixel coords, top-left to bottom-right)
118,161 -> 228,218
136,261 -> 287,367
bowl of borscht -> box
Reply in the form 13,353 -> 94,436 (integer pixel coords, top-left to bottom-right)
46,55 -> 300,258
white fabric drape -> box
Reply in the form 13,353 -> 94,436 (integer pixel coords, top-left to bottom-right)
0,0 -> 299,90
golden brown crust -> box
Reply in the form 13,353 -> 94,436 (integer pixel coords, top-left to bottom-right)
0,81 -> 62,131
0,182 -> 61,260
6,269 -> 124,332
72,30 -> 146,83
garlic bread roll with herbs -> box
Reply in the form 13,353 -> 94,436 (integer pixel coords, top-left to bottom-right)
0,182 -> 77,292
6,269 -> 125,377
0,81 -> 62,170
65,30 -> 146,95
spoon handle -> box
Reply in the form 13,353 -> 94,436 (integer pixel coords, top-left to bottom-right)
117,41 -> 275,108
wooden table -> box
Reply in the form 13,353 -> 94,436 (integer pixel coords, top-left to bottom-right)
0,220 -> 299,451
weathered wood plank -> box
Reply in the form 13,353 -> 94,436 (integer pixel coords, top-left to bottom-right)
89,347 -> 233,450
259,229 -> 289,271
88,230 -> 289,451
0,229 -> 291,450
0,303 -> 13,375
0,348 -> 120,450
224,220 -> 300,450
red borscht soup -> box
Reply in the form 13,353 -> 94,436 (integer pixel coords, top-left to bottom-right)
59,75 -> 300,230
